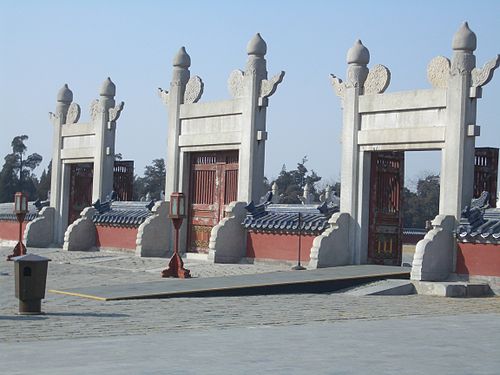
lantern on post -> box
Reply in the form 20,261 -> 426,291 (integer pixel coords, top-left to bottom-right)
7,192 -> 29,261
161,192 -> 191,278
292,212 -> 306,270
169,192 -> 186,219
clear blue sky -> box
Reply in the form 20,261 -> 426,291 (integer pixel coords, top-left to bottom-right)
1,0 -> 499,190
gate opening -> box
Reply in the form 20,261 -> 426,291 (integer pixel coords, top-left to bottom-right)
68,163 -> 94,226
401,151 -> 441,266
368,151 -> 442,266
187,150 -> 239,253
368,151 -> 404,265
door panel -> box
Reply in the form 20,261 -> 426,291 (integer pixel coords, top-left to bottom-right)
474,147 -> 498,208
222,167 -> 238,218
368,152 -> 404,265
187,151 -> 239,253
68,163 -> 93,225
113,160 -> 134,201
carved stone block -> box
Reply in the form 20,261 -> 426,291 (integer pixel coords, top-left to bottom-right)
66,102 -> 81,124
364,64 -> 391,94
427,56 -> 450,88
228,69 -> 244,98
184,76 -> 204,104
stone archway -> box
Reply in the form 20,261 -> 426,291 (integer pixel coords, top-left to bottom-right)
48,78 -> 124,243
159,34 -> 285,261
310,23 -> 499,282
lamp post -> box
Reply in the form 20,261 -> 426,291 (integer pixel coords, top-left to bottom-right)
161,192 -> 191,278
7,192 -> 28,261
292,212 -> 306,270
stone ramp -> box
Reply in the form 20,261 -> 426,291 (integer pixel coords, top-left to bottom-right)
339,279 -> 493,297
341,279 -> 416,296
49,265 -> 410,301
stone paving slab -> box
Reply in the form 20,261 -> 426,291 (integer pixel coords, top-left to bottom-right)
49,265 -> 410,300
2,245 -> 500,349
1,314 -> 499,375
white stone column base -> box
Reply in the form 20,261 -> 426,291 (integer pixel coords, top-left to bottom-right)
410,215 -> 456,281
309,212 -> 351,269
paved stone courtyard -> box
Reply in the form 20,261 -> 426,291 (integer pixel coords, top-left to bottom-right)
1,246 -> 500,374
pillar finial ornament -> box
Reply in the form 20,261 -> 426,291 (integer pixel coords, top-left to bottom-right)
245,33 -> 268,82
52,83 -> 73,121
346,39 -> 370,88
247,33 -> 267,57
57,84 -> 73,103
452,22 -> 477,52
170,46 -> 191,88
100,77 -> 116,97
95,77 -> 117,113
173,46 -> 191,68
347,39 -> 370,65
451,22 -> 476,75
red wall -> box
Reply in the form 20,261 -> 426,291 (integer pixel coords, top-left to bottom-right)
246,231 -> 314,262
95,225 -> 137,251
0,221 -> 28,241
456,243 -> 500,277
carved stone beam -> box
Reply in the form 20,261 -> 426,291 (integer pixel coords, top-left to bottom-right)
472,55 -> 500,88
260,71 -> 285,99
329,74 -> 347,99
158,88 -> 169,105
109,101 -> 125,122
48,112 -> 59,125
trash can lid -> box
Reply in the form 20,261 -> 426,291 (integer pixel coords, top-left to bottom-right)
12,253 -> 51,262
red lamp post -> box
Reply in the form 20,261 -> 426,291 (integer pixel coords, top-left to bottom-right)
161,192 -> 191,278
7,192 -> 28,261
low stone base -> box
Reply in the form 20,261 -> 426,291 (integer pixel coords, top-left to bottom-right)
185,252 -> 209,261
467,275 -> 500,295
413,281 -> 492,297
339,279 -> 493,297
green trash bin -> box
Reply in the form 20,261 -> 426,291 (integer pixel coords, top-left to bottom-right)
14,254 -> 51,315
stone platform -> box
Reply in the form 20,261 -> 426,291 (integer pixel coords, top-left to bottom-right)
49,264 -> 410,300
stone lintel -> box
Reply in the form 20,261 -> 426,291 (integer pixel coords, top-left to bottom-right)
180,99 -> 243,119
359,89 -> 446,114
358,127 -> 446,146
60,147 -> 95,160
178,132 -> 242,147
61,123 -> 94,137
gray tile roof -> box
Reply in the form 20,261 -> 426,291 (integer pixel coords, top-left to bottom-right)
457,207 -> 500,244
243,202 -> 338,234
0,202 -> 39,222
92,201 -> 154,227
403,228 -> 427,236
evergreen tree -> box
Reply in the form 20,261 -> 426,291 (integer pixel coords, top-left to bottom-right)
402,174 -> 440,228
273,156 -> 322,204
37,161 -> 52,200
0,135 -> 42,202
133,158 -> 165,200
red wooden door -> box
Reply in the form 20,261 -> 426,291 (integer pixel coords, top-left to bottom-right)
113,160 -> 134,201
474,147 -> 498,208
68,163 -> 94,225
187,151 -> 239,253
368,152 -> 404,265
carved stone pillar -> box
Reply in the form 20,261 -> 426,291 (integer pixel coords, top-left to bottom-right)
49,84 -> 72,243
